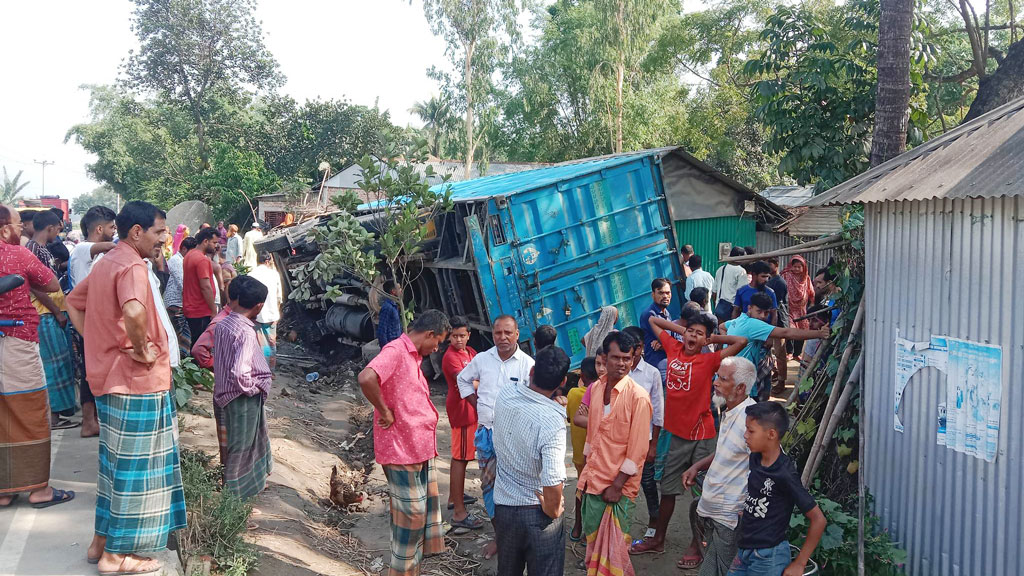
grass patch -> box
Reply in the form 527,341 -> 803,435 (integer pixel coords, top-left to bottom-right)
179,449 -> 260,576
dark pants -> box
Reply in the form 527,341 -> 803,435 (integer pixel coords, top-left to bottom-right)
641,460 -> 660,523
186,316 -> 211,349
69,324 -> 93,406
494,504 -> 564,576
167,307 -> 191,352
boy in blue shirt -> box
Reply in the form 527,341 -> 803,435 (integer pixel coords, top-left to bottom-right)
723,293 -> 829,401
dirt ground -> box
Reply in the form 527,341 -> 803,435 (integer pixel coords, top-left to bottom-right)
178,340 -> 800,576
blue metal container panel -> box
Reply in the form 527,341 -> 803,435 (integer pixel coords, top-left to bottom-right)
472,155 -> 683,365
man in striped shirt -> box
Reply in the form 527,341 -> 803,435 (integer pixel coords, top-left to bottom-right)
491,346 -> 571,576
683,356 -> 758,576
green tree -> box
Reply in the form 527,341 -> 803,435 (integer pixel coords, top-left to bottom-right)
289,138 -> 453,328
421,0 -> 521,172
593,0 -> 677,153
197,142 -> 280,221
122,0 -> 283,166
1,167 -> 30,203
72,185 -> 119,214
409,95 -> 457,157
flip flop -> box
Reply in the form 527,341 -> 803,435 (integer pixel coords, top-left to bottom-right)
628,539 -> 665,555
31,488 -> 75,508
87,556 -> 100,565
450,512 -> 484,530
0,494 -> 19,508
98,555 -> 162,576
51,418 -> 81,430
677,554 -> 703,569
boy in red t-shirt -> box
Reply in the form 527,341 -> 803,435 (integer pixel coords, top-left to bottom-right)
442,316 -> 484,530
630,310 -> 746,566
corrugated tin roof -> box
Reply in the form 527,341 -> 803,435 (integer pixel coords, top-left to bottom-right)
810,96 -> 1024,205
777,205 -> 842,236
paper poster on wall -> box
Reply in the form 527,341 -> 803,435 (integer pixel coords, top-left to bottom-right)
944,338 -> 1002,462
893,333 -> 947,433
893,332 -> 1003,462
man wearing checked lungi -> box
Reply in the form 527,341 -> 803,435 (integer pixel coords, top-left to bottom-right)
68,201 -> 185,576
358,309 -> 451,576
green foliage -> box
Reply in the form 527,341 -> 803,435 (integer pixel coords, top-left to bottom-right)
289,137 -> 454,329
172,357 -> 214,410
72,185 -> 119,215
788,493 -> 906,575
123,0 -> 283,163
179,449 -> 259,576
1,167 -> 30,203
198,142 -> 280,220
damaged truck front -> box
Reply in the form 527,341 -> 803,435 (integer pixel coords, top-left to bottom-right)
256,152 -> 685,367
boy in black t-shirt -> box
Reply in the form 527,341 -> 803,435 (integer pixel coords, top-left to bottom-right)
729,402 -> 826,576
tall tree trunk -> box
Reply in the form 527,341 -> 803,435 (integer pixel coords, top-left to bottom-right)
193,108 -> 210,170
965,38 -> 1024,120
614,0 -> 625,154
871,0 -> 915,166
464,39 -> 476,175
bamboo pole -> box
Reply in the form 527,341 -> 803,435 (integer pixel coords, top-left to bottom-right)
721,234 -> 847,264
805,354 -> 864,481
858,345 -> 867,576
801,301 -> 864,487
787,329 -> 833,407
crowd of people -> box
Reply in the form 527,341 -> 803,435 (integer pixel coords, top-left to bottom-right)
0,202 -> 281,576
361,244 -> 840,576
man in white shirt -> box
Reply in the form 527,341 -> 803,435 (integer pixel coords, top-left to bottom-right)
712,247 -> 749,324
67,205 -> 117,437
241,222 -> 263,269
457,315 -> 535,560
621,326 -> 665,539
682,356 -> 758,576
249,251 -> 283,369
685,255 -> 715,313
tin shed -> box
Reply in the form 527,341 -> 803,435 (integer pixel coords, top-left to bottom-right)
810,97 -> 1024,576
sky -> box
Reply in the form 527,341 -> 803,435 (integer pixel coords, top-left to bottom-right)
0,0 -> 454,202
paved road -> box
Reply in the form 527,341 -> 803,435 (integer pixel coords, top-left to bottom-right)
0,429 -> 181,576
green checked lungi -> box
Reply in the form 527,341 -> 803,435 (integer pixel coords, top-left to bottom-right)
38,313 -> 77,415
214,394 -> 273,499
382,460 -> 445,576
95,392 -> 186,554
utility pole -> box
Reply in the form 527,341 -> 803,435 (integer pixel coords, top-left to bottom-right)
33,159 -> 54,196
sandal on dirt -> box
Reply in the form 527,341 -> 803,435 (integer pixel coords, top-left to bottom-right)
569,523 -> 583,542
51,418 -> 81,430
450,512 -> 484,530
629,539 -> 664,555
0,494 -> 19,508
31,488 -> 74,509
98,555 -> 162,576
677,554 -> 703,569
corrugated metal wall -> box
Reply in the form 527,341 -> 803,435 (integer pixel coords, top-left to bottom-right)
863,196 -> 1024,576
755,231 -> 834,274
674,216 -> 756,274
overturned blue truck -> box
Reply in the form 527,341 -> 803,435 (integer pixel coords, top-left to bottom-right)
258,147 -> 788,368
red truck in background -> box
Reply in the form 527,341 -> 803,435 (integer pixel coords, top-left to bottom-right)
38,196 -> 71,227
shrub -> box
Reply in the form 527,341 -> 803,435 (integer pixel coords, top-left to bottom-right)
178,449 -> 260,576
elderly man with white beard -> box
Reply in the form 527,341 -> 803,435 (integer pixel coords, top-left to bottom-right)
681,356 -> 758,576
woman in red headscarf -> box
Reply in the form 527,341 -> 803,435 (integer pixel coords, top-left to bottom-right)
782,255 -> 815,330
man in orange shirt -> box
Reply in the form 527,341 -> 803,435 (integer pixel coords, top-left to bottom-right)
577,331 -> 652,576
182,227 -> 220,347
67,201 -> 185,576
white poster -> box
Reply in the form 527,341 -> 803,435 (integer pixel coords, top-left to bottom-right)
944,338 -> 1002,462
893,334 -> 947,433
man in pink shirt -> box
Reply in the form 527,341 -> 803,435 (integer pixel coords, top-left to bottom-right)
357,310 -> 451,576
67,202 -> 184,576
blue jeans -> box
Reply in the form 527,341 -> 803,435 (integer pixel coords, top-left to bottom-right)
728,541 -> 792,576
